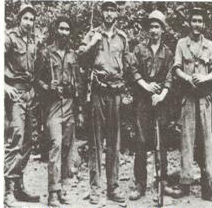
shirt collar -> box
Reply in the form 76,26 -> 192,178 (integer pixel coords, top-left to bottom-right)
98,23 -> 118,38
186,34 -> 208,49
146,39 -> 166,59
12,27 -> 34,43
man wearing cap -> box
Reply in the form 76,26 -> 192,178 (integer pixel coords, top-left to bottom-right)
4,4 -> 40,207
129,10 -> 173,200
171,7 -> 212,200
38,16 -> 84,206
78,1 -> 130,204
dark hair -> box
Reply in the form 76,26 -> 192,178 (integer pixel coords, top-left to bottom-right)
189,8 -> 207,23
54,16 -> 72,31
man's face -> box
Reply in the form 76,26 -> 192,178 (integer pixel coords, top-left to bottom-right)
102,6 -> 117,26
57,21 -> 70,43
58,22 -> 70,37
20,12 -> 35,34
149,21 -> 164,41
190,15 -> 205,36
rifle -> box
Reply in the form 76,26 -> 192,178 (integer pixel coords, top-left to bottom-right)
154,116 -> 164,207
86,2 -> 95,103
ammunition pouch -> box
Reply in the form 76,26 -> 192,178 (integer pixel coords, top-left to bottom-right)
51,84 -> 74,99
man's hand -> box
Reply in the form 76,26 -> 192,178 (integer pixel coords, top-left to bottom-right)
5,83 -> 18,100
142,82 -> 161,94
50,80 -> 59,91
185,75 -> 197,88
77,113 -> 84,127
192,74 -> 208,85
152,93 -> 165,106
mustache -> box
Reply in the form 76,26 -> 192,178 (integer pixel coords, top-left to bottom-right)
56,34 -> 69,41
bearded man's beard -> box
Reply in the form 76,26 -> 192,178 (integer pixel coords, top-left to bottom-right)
103,17 -> 116,28
55,33 -> 70,48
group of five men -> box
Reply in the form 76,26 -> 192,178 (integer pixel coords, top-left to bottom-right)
4,1 -> 212,207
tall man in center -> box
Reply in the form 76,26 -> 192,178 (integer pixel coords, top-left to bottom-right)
129,10 -> 173,200
79,1 -> 130,204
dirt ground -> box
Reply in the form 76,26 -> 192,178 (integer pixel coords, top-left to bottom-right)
9,150 -> 212,208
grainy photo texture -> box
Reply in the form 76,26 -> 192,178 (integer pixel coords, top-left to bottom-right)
4,1 -> 212,208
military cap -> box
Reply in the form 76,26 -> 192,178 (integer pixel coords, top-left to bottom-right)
101,1 -> 118,11
189,7 -> 207,22
18,4 -> 36,19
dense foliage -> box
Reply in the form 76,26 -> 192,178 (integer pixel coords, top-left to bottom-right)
5,1 -> 212,52
5,1 -> 212,150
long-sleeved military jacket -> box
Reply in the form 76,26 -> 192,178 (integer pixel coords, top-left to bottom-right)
38,43 -> 83,105
5,27 -> 37,85
131,39 -> 173,93
80,24 -> 130,87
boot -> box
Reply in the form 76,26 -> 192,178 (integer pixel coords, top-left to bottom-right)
14,174 -> 40,202
201,179 -> 212,201
107,187 -> 125,203
89,187 -> 100,205
129,183 -> 145,201
58,190 -> 72,204
48,191 -> 62,207
4,178 -> 18,207
169,184 -> 190,198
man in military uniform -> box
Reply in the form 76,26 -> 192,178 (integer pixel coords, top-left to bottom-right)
172,8 -> 212,201
129,10 -> 173,200
38,16 -> 84,206
79,1 -> 129,204
4,4 -> 40,207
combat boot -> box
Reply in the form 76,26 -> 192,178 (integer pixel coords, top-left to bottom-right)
4,178 -> 18,207
169,184 -> 190,198
58,190 -> 72,204
14,174 -> 40,202
48,191 -> 62,207
201,176 -> 212,201
129,183 -> 145,201
89,186 -> 100,205
107,187 -> 125,203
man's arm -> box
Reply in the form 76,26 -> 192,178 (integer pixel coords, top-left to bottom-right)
173,40 -> 197,88
5,33 -> 19,100
78,30 -> 102,55
130,45 -> 161,93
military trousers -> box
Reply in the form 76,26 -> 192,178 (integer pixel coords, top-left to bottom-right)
133,95 -> 168,190
180,95 -> 212,196
46,98 -> 75,192
89,90 -> 121,193
4,87 -> 38,179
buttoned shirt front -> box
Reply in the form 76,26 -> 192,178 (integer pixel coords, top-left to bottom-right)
173,34 -> 212,97
5,27 -> 36,84
131,40 -> 173,90
39,43 -> 82,103
82,24 -> 129,85
42,44 -> 79,86
173,34 -> 212,76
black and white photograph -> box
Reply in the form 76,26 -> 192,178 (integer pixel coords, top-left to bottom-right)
4,1 -> 212,207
